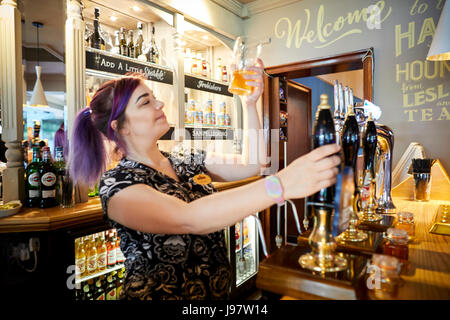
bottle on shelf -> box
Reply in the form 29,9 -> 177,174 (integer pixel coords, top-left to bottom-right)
135,22 -> 145,61
75,238 -> 86,278
25,147 -> 41,207
216,58 -> 222,81
119,27 -> 128,57
116,267 -> 125,299
83,279 -> 94,300
186,100 -> 196,125
97,232 -> 107,272
39,146 -> 58,208
94,276 -> 106,300
107,230 -> 117,269
105,271 -> 117,300
116,236 -> 125,264
89,7 -> 106,50
222,65 -> 228,83
127,30 -> 135,59
86,236 -> 98,275
147,22 -> 159,64
190,50 -> 198,74
202,56 -> 207,77
111,30 -> 120,55
54,146 -> 65,204
31,120 -> 42,148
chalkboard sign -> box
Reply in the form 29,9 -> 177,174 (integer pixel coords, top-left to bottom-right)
85,48 -> 173,85
184,127 -> 234,140
184,75 -> 233,97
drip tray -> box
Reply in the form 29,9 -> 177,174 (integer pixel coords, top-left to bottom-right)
256,244 -> 369,300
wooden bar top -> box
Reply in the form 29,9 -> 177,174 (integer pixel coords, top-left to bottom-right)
0,176 -> 261,233
259,198 -> 450,300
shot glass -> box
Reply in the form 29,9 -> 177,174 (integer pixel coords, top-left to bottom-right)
413,172 -> 431,202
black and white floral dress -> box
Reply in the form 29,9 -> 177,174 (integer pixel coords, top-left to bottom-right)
98,147 -> 232,300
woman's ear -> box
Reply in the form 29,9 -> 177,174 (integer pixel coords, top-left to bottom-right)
111,119 -> 130,136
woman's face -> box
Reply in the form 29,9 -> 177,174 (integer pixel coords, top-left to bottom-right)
119,83 -> 169,145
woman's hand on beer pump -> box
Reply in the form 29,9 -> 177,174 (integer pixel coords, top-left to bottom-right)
276,144 -> 341,200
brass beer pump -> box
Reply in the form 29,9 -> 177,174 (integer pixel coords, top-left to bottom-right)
336,104 -> 368,242
298,94 -> 348,273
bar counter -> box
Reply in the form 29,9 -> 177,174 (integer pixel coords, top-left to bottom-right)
0,176 -> 261,233
257,198 -> 450,300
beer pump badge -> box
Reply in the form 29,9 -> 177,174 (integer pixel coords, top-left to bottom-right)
332,167 -> 355,237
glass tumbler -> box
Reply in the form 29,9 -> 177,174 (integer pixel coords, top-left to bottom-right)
228,36 -> 262,96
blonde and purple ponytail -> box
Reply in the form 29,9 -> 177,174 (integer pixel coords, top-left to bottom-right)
68,76 -> 142,185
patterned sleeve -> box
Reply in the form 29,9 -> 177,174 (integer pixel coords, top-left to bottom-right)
98,167 -> 146,221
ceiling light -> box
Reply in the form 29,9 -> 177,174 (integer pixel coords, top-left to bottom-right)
110,16 -> 118,22
202,35 -> 209,40
426,1 -> 450,61
132,5 -> 141,12
29,21 -> 48,108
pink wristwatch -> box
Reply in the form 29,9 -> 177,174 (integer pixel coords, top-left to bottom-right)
264,175 -> 285,206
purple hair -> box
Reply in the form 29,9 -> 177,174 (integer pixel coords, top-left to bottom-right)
68,76 -> 142,185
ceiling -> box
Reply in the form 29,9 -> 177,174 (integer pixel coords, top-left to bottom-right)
236,0 -> 258,3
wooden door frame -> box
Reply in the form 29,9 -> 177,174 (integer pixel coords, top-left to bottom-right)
260,48 -> 374,254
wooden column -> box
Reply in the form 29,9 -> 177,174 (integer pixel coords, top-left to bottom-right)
0,0 -> 24,203
65,0 -> 88,202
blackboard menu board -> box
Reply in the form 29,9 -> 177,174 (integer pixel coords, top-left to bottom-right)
184,127 -> 234,140
86,48 -> 173,85
184,75 -> 233,97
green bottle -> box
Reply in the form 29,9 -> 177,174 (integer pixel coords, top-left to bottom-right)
25,147 -> 41,207
54,146 -> 65,204
39,146 -> 58,208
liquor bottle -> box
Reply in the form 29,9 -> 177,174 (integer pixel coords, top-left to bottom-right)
116,236 -> 125,264
89,8 -> 106,50
106,231 -> 117,269
216,58 -> 222,81
25,147 -> 41,207
119,27 -> 128,57
105,271 -> 117,300
31,120 -> 42,148
94,276 -> 106,300
148,23 -> 159,64
310,94 -> 336,206
83,279 -> 94,300
201,57 -> 207,77
39,146 -> 58,208
111,30 -> 120,55
116,267 -> 125,299
341,104 -> 360,185
75,238 -> 86,278
97,232 -> 107,271
54,146 -> 65,205
190,50 -> 198,74
135,22 -> 145,61
86,237 -> 97,275
222,65 -> 228,82
127,30 -> 135,58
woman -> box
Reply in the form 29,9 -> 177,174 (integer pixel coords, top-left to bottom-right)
69,59 -> 340,300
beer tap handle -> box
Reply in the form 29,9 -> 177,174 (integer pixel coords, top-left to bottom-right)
349,88 -> 354,109
344,86 -> 349,117
334,80 -> 340,119
338,83 -> 345,120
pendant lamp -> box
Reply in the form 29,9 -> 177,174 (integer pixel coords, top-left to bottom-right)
29,21 -> 48,107
426,1 -> 450,61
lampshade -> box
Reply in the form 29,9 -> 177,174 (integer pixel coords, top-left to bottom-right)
427,0 -> 450,61
29,65 -> 48,107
